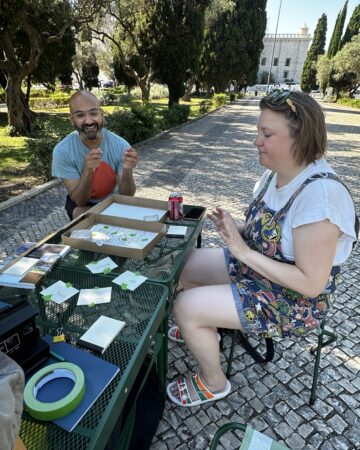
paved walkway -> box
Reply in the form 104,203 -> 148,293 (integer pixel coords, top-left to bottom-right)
0,99 -> 359,449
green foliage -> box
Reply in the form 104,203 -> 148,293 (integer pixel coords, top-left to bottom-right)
150,0 -> 210,106
0,87 -> 5,102
301,14 -> 327,92
327,1 -> 348,58
25,136 -> 58,182
200,0 -> 266,92
229,92 -> 235,101
160,104 -> 190,128
340,4 -> 360,49
333,35 -> 360,96
28,96 -> 70,109
106,103 -> 161,144
315,54 -> 333,94
336,98 -> 360,108
213,93 -> 227,107
199,99 -> 213,113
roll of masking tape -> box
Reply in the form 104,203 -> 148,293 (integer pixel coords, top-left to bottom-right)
24,362 -> 85,421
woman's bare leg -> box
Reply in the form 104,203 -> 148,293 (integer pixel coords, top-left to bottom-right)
169,283 -> 244,402
180,248 -> 230,289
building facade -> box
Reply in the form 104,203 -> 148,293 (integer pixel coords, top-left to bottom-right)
258,25 -> 312,84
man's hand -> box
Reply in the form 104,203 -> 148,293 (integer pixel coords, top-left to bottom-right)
208,207 -> 249,261
85,148 -> 102,173
123,147 -> 138,170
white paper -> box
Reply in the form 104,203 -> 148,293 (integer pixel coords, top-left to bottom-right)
40,281 -> 79,304
248,430 -> 273,450
4,257 -> 38,276
79,315 -> 126,352
85,257 -> 118,274
77,287 -> 112,306
101,203 -> 166,221
112,271 -> 147,291
167,225 -> 187,237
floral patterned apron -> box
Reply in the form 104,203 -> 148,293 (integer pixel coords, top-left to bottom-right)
227,172 -> 341,338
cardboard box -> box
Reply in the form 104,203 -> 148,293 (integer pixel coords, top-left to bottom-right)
88,194 -> 169,222
62,214 -> 166,260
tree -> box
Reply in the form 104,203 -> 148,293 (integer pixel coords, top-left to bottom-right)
0,0 -> 101,136
199,0 -> 266,94
301,14 -> 327,93
150,0 -> 210,106
88,0 -> 156,101
315,54 -> 333,96
233,0 -> 266,90
333,34 -> 360,97
340,4 -> 360,49
327,1 -> 348,58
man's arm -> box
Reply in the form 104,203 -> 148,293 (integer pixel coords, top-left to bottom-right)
118,147 -> 138,196
64,148 -> 102,205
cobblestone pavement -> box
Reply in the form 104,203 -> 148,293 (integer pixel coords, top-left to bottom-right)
0,99 -> 359,449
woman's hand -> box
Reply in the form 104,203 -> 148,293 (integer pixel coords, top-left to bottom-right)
208,207 -> 249,261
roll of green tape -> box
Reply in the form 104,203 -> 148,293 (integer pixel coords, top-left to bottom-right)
24,362 -> 85,421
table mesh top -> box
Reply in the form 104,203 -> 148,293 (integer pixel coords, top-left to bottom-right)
1,269 -> 167,449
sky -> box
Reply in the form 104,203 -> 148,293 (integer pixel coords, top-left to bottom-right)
266,0 -> 359,48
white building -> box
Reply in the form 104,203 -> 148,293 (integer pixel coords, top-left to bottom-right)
258,25 -> 312,84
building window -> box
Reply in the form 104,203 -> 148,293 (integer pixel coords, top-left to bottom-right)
273,57 -> 278,66
283,71 -> 289,79
261,57 -> 266,66
285,58 -> 291,66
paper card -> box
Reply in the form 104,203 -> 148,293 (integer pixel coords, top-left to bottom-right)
4,257 -> 38,276
40,281 -> 79,304
167,225 -> 187,237
77,287 -> 112,306
85,257 -> 118,274
112,271 -> 147,291
78,316 -> 126,354
101,203 -> 166,221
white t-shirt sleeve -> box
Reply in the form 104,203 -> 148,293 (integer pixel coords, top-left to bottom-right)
285,179 -> 356,265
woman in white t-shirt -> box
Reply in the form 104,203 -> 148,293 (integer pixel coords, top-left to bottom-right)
167,90 -> 357,408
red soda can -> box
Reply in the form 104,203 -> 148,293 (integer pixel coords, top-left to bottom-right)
168,192 -> 183,220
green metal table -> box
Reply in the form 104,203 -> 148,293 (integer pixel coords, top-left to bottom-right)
1,205 -> 205,449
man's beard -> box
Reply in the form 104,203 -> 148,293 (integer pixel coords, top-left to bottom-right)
76,123 -> 102,140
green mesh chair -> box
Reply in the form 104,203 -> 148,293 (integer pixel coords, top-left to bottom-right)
210,422 -> 290,450
224,317 -> 337,405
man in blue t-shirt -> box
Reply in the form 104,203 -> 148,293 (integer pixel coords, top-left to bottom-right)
52,90 -> 138,220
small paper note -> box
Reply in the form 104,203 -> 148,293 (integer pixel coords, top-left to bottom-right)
112,271 -> 147,291
77,287 -> 112,306
40,281 -> 79,304
4,257 -> 38,276
167,225 -> 187,237
85,257 -> 118,274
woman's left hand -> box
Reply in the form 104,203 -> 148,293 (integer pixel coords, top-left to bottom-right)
208,207 -> 249,260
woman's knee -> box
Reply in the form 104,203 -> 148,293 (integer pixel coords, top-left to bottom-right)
173,291 -> 192,323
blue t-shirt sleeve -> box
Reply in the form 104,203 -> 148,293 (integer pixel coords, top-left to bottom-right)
52,142 -> 81,180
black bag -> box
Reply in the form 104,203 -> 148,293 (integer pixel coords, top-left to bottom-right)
105,354 -> 165,450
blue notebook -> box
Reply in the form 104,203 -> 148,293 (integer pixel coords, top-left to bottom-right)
32,336 -> 120,432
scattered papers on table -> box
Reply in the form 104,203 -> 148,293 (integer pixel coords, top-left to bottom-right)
70,224 -> 158,249
40,280 -> 79,304
112,270 -> 147,291
85,257 -> 118,274
167,225 -> 187,237
77,287 -> 112,306
100,203 -> 166,221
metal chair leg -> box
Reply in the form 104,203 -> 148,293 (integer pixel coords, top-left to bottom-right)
310,320 -> 337,405
210,422 -> 246,450
226,329 -> 238,379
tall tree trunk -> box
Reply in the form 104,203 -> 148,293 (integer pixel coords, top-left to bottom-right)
6,76 -> 35,136
183,76 -> 194,102
138,78 -> 150,102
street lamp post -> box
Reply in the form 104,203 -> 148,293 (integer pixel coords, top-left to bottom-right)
266,0 -> 283,93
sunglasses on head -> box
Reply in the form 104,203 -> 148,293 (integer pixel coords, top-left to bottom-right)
267,89 -> 297,115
